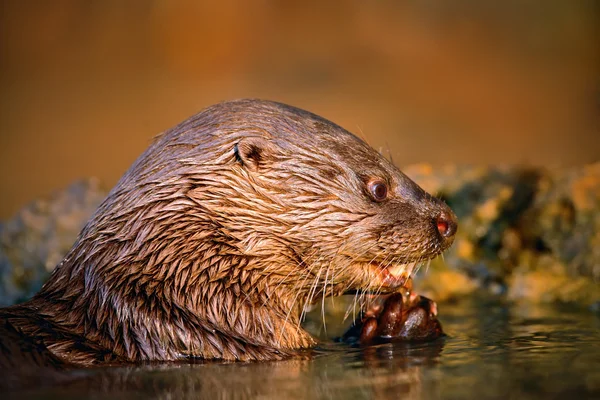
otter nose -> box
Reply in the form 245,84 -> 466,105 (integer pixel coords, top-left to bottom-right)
435,210 -> 457,239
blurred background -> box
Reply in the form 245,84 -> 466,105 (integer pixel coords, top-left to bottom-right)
1,0 -> 598,219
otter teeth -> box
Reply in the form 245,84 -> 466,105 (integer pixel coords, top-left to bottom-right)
387,264 -> 407,278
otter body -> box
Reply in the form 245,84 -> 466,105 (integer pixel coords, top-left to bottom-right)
0,100 -> 456,367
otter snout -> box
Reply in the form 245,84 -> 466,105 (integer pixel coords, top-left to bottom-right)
434,207 -> 458,248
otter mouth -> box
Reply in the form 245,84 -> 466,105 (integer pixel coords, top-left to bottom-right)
378,262 -> 415,289
345,261 -> 419,295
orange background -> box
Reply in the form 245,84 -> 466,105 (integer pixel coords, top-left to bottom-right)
1,1 -> 598,218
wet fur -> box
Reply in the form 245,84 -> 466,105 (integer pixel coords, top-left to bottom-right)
0,99 -> 455,366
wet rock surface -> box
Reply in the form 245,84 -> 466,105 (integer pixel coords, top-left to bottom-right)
0,179 -> 106,306
405,162 -> 600,308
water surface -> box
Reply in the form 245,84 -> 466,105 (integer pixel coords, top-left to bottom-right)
8,298 -> 600,399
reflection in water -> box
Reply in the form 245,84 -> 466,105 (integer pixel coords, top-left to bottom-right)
6,343 -> 444,399
7,299 -> 600,399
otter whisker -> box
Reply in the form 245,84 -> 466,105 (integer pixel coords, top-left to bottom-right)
337,240 -> 383,321
263,246 -> 320,309
297,256 -> 329,326
303,262 -> 326,317
320,264 -> 331,335
269,253 -> 314,293
343,285 -> 362,323
289,261 -> 326,341
275,256 -> 324,346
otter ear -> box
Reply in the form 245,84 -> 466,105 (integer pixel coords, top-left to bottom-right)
235,137 -> 277,172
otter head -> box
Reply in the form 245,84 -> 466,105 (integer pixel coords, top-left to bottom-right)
206,101 -> 457,296
35,99 -> 456,363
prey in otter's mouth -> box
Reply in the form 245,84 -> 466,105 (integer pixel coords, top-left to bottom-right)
0,99 -> 457,367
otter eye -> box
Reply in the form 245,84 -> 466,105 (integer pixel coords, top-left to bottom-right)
368,180 -> 388,202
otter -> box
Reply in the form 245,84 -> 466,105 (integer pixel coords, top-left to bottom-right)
0,99 -> 456,367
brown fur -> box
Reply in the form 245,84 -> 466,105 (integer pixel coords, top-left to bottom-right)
0,99 -> 456,366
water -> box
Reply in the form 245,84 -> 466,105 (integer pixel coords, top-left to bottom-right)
7,298 -> 600,399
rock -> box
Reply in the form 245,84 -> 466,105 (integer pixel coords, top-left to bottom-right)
406,163 -> 600,306
0,179 -> 106,306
